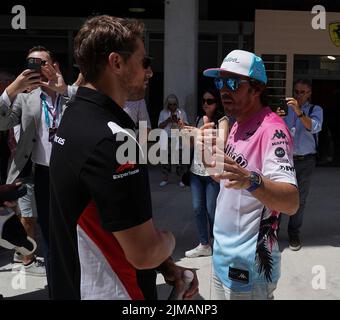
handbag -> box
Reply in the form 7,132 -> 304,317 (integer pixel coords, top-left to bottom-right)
181,155 -> 194,186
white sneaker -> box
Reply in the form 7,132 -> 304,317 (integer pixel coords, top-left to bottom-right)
20,258 -> 46,277
185,244 -> 212,258
13,251 -> 23,263
178,182 -> 186,188
159,180 -> 168,187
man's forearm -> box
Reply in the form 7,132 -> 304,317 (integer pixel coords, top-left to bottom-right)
252,178 -> 299,215
298,113 -> 312,131
145,230 -> 175,269
5,83 -> 21,103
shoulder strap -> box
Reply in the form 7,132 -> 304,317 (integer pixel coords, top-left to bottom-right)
308,104 -> 318,148
195,116 -> 201,127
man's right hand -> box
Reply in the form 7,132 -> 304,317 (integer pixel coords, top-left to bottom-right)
197,117 -> 225,176
6,70 -> 41,102
276,107 -> 286,118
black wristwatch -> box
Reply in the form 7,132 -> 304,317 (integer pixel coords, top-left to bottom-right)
246,171 -> 262,193
297,111 -> 305,118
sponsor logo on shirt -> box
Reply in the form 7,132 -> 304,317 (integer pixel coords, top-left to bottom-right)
116,162 -> 136,173
275,158 -> 289,164
275,147 -> 286,158
280,165 -> 295,172
272,130 -> 287,140
225,144 -> 248,168
228,267 -> 249,284
272,140 -> 288,147
54,135 -> 65,146
113,162 -> 139,180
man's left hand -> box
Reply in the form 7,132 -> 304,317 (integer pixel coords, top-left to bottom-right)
40,62 -> 68,95
213,153 -> 251,189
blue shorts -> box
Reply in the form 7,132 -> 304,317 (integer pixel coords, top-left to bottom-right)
17,183 -> 37,218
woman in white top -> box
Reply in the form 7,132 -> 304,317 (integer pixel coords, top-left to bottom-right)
158,94 -> 189,187
185,88 -> 226,258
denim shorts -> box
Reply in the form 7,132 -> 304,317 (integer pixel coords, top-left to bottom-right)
17,183 -> 37,218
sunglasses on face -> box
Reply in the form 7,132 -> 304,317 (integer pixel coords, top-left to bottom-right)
294,90 -> 310,96
117,51 -> 152,69
202,98 -> 216,105
142,56 -> 153,69
214,77 -> 249,91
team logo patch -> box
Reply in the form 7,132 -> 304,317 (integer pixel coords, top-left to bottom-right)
275,147 -> 286,158
228,267 -> 249,284
116,162 -> 136,173
329,22 -> 340,47
113,162 -> 139,180
272,130 -> 287,140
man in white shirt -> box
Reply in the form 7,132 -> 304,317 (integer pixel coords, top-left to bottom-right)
123,99 -> 151,130
0,46 -> 75,288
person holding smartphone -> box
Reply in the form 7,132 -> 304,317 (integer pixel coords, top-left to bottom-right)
184,88 -> 225,258
0,46 -> 77,285
279,79 -> 323,251
158,94 -> 189,187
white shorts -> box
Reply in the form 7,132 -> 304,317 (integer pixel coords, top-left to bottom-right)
18,183 -> 37,218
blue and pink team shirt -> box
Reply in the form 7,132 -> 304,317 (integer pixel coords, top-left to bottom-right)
213,107 -> 297,292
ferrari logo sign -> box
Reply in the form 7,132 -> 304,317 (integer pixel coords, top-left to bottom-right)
329,22 -> 340,47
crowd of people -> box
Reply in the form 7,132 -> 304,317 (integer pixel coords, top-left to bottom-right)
0,14 -> 324,300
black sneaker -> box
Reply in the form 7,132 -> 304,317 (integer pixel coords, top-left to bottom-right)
289,234 -> 301,251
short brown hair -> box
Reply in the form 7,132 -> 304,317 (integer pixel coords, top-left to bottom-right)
27,45 -> 56,63
74,15 -> 145,83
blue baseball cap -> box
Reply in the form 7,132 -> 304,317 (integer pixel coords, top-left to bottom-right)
203,50 -> 267,84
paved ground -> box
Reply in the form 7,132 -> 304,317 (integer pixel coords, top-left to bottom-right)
1,166 -> 339,300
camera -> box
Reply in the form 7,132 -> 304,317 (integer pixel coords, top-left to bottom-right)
171,114 -> 179,122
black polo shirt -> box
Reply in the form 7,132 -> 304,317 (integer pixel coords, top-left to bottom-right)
49,87 -> 153,300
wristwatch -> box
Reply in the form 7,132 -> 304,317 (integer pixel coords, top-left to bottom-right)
297,111 -> 305,118
246,171 -> 263,192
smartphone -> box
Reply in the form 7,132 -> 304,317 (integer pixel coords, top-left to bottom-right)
281,100 -> 289,115
27,57 -> 42,73
171,114 -> 179,122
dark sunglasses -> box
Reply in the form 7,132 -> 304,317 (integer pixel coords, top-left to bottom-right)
117,51 -> 152,69
214,77 -> 249,91
202,98 -> 216,105
142,56 -> 153,69
294,90 -> 310,95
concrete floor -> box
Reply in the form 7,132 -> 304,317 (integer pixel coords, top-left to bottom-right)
1,166 -> 340,300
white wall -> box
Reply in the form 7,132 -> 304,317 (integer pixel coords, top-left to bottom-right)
255,10 -> 340,96
164,0 -> 198,123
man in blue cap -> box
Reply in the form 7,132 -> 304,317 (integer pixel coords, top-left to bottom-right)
202,50 -> 299,299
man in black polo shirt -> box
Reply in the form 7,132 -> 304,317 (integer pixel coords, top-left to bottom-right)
49,15 -> 198,300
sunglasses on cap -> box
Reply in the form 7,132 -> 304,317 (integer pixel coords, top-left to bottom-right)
202,98 -> 216,105
214,77 -> 249,91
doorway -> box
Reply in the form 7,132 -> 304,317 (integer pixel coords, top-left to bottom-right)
312,80 -> 340,166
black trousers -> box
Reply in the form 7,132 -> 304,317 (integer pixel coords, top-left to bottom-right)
33,164 -> 51,296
